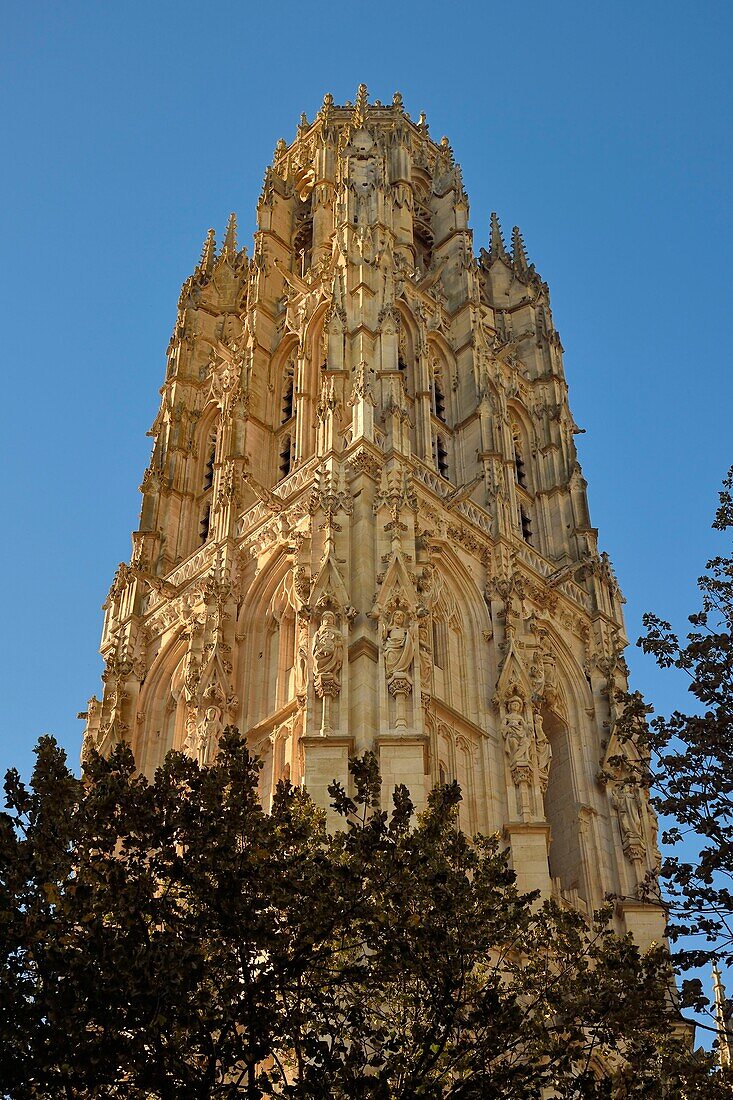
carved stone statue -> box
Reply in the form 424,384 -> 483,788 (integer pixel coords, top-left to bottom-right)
503,695 -> 533,782
534,711 -> 552,792
295,619 -> 310,697
383,609 -> 414,690
197,705 -> 222,767
542,651 -> 558,707
612,783 -> 645,858
312,611 -> 343,696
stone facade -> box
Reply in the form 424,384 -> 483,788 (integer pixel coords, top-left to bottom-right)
81,87 -> 664,944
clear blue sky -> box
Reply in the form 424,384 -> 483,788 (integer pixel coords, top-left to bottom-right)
1,0 -> 730,784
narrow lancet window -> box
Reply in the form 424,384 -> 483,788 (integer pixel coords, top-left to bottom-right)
435,434 -> 449,480
279,435 -> 293,481
520,505 -> 533,544
512,427 -> 527,489
433,376 -> 446,422
199,502 -> 211,544
203,434 -> 217,492
281,375 -> 294,424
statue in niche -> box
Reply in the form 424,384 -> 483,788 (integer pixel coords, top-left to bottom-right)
529,655 -> 545,697
295,619 -> 310,697
312,611 -> 343,696
542,651 -> 558,707
197,705 -> 222,768
612,782 -> 645,858
534,711 -> 552,793
383,609 -> 414,688
503,695 -> 533,782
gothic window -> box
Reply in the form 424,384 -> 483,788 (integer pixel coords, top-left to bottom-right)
264,621 -> 279,718
202,431 -> 217,492
543,707 -> 587,905
199,501 -> 211,544
512,425 -> 527,489
520,504 -> 533,544
432,618 -> 448,670
279,365 -> 294,424
278,612 -> 296,707
276,359 -> 297,483
278,434 -> 293,481
432,372 -> 447,423
433,433 -> 450,480
414,220 -> 433,274
281,370 -> 294,424
252,572 -> 300,725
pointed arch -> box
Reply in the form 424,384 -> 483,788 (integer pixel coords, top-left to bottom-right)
533,628 -> 597,906
134,632 -> 189,778
425,546 -> 492,727
395,301 -> 420,394
236,550 -> 300,731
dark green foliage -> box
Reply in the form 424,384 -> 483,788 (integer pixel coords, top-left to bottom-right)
617,469 -> 733,977
0,733 -> 726,1097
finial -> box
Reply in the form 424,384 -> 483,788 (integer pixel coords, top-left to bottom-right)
274,137 -> 287,160
320,92 -> 334,121
352,83 -> 369,126
511,225 -> 529,273
713,963 -> 732,1067
221,212 -> 238,258
198,228 -> 216,275
418,111 -> 427,127
489,212 -> 508,261
298,112 -> 309,136
392,91 -> 403,108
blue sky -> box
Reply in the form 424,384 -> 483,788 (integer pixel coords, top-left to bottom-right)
1,1 -> 730,789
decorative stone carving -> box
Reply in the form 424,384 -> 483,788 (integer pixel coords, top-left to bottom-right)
312,610 -> 343,696
534,711 -> 552,793
612,782 -> 645,863
382,609 -> 414,696
196,705 -> 223,767
503,695 -> 533,784
295,617 -> 310,698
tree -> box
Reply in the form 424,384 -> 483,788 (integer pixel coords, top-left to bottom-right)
617,468 -> 733,981
0,732 -> 726,1098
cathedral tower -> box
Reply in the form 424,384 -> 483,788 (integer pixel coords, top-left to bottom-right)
82,87 -> 663,945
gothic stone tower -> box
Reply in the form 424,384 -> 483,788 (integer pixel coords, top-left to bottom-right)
82,87 -> 663,947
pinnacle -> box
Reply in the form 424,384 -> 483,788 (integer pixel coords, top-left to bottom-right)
198,228 -> 216,275
221,212 -> 238,258
511,226 -> 529,273
489,212 -> 508,261
352,83 -> 369,126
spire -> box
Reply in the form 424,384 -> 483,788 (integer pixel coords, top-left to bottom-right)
512,225 -> 529,274
713,963 -> 732,1067
489,213 -> 508,262
197,228 -> 216,276
221,212 -> 238,258
352,83 -> 369,127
